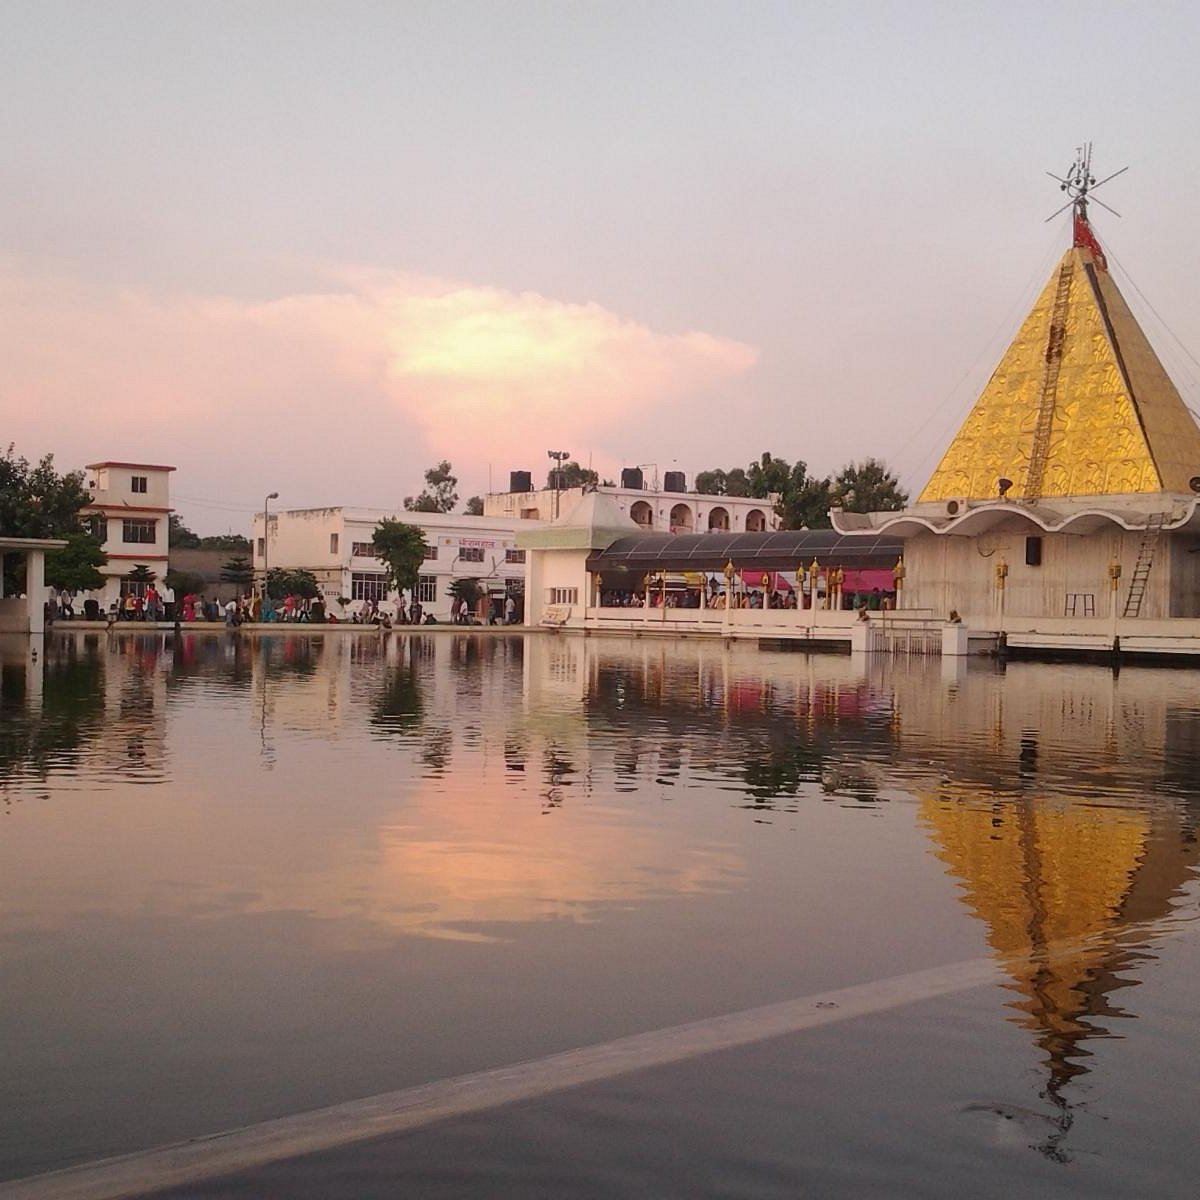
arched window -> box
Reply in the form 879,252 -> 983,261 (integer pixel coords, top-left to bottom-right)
746,508 -> 767,532
630,500 -> 654,528
669,503 -> 694,532
707,507 -> 730,531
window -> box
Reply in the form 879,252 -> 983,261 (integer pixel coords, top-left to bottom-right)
122,518 -> 156,544
351,572 -> 390,601
505,548 -> 526,564
257,537 -> 265,557
130,475 -> 148,494
417,575 -> 438,603
330,533 -> 339,555
84,515 -> 108,543
547,587 -> 578,605
351,541 -> 376,558
459,546 -> 485,563
423,545 -> 438,560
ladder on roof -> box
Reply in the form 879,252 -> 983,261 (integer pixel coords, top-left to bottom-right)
1121,512 -> 1168,618
1024,260 -> 1075,501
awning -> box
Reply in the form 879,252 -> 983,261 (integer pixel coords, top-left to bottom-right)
740,569 -> 793,590
586,529 -> 903,575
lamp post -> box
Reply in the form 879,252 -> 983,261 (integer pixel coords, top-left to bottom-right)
547,450 -> 570,519
262,492 -> 279,597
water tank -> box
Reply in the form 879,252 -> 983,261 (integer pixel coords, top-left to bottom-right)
663,470 -> 686,493
509,470 -> 532,493
621,467 -> 644,490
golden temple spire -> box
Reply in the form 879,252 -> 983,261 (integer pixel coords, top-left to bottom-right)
920,149 -> 1200,503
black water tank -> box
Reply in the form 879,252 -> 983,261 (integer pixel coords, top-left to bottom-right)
621,467 -> 644,490
509,470 -> 532,493
663,470 -> 686,493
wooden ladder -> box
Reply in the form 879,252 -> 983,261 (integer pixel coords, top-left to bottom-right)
1121,513 -> 1168,618
1024,260 -> 1075,501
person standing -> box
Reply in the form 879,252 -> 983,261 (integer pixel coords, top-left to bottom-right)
504,595 -> 516,624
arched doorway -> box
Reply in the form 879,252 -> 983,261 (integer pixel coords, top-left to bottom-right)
669,503 -> 694,533
746,508 -> 767,532
707,507 -> 730,531
630,500 -> 653,528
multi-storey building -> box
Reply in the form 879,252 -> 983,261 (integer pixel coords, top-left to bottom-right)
81,461 -> 175,607
251,507 -> 527,620
484,479 -> 781,534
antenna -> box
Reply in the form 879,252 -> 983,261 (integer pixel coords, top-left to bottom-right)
1044,142 -> 1127,223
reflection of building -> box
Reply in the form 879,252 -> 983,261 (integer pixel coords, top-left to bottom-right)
82,461 -> 176,608
834,157 -> 1200,630
486,478 -> 780,533
921,786 -> 1198,1155
251,507 -> 527,621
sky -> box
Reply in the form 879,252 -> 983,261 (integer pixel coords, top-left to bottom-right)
4,1 -> 1200,533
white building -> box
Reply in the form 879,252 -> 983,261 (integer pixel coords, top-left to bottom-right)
485,482 -> 780,534
252,507 -> 528,620
81,460 -> 176,607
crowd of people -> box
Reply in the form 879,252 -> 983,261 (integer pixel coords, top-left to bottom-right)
46,584 -> 526,628
600,584 -> 895,611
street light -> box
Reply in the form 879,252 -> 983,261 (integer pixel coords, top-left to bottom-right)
263,492 -> 279,596
547,450 -> 570,519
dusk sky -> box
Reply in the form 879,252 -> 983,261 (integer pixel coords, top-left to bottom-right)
4,2 -> 1200,532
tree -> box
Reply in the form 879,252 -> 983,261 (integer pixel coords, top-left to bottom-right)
778,469 -> 834,530
447,577 -> 482,609
164,568 -> 205,596
371,518 -> 428,595
545,460 -> 598,489
266,567 -> 320,600
125,563 -> 157,586
0,445 -> 92,538
464,495 -> 484,516
200,533 -> 251,551
220,555 -> 254,591
404,460 -> 458,513
694,469 -> 728,495
746,452 -> 792,499
831,458 -> 908,513
168,514 -> 202,548
45,533 -> 107,593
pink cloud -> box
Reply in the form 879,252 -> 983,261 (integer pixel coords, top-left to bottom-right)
0,262 -> 757,524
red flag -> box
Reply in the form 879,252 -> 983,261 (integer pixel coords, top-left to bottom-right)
1073,214 -> 1107,271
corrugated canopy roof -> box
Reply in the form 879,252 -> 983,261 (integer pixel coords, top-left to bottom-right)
586,530 -> 904,573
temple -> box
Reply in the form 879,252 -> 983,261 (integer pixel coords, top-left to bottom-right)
835,149 -> 1200,630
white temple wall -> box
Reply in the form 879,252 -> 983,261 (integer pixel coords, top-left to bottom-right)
1167,535 -> 1200,618
903,527 -> 1177,623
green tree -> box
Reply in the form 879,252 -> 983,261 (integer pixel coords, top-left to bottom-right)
266,567 -> 320,600
694,469 -> 727,495
200,533 -> 251,551
777,461 -> 834,530
168,514 -> 202,548
0,446 -> 92,538
464,495 -> 484,516
125,563 -> 157,586
404,460 -> 459,513
371,518 -> 428,595
447,577 -> 482,609
164,568 -> 205,596
746,452 -> 793,499
831,458 -> 908,512
545,460 -> 598,489
220,555 -> 254,591
45,533 -> 107,593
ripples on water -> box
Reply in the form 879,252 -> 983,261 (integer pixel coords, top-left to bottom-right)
1,630 -> 1199,1194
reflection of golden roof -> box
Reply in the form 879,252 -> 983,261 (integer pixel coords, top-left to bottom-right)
920,790 -> 1196,1090
920,240 -> 1200,501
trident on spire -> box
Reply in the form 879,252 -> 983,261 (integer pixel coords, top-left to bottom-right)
1045,143 -> 1127,223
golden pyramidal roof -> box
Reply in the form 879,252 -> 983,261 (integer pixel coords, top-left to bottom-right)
920,227 -> 1200,502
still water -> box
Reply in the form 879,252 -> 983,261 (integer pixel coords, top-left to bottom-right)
2,631 -> 1199,1196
